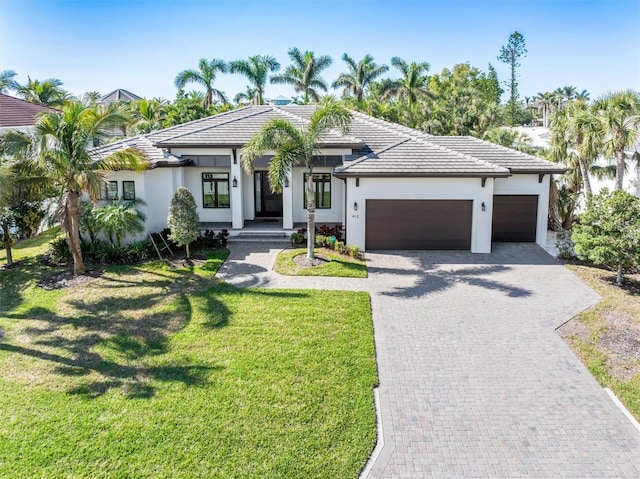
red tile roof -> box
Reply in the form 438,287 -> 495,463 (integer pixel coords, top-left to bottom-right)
0,93 -> 57,128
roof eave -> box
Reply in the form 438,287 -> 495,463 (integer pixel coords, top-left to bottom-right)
333,171 -> 512,179
510,168 -> 567,174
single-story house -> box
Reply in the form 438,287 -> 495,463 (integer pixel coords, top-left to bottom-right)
93,105 -> 564,253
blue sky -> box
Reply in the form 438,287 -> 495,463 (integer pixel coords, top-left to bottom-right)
1,0 -> 638,102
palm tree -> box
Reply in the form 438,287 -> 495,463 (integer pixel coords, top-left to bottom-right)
0,70 -> 18,93
380,57 -> 431,107
234,86 -> 257,105
1,101 -> 147,274
593,90 -> 640,190
534,91 -> 556,128
229,55 -> 280,105
130,98 -> 166,134
575,90 -> 590,101
242,99 -> 352,259
331,53 -> 389,103
174,58 -> 228,108
95,200 -> 146,246
15,77 -> 71,107
550,100 -> 602,194
271,47 -> 332,104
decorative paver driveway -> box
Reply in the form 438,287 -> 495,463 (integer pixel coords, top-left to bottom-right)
218,242 -> 640,478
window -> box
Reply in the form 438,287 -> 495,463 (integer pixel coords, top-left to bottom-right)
202,173 -> 230,208
122,181 -> 136,200
303,173 -> 331,209
106,181 -> 118,200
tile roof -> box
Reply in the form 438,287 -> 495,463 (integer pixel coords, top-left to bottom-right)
90,135 -> 184,168
92,105 -> 564,176
0,93 -> 57,128
99,89 -> 142,104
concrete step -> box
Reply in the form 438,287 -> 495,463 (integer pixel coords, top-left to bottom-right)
229,231 -> 290,243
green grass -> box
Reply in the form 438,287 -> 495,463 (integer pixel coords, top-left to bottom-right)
561,264 -> 640,420
0,237 -> 377,478
274,248 -> 367,278
0,226 -> 62,263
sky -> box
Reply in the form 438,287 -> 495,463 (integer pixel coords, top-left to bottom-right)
1,0 -> 639,103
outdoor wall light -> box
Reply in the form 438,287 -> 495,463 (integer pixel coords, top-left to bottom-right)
481,202 -> 486,211
232,176 -> 238,188
284,177 -> 289,187
353,201 -> 358,211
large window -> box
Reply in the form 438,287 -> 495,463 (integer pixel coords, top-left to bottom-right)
202,173 -> 230,208
106,181 -> 118,200
122,181 -> 136,200
303,173 -> 331,209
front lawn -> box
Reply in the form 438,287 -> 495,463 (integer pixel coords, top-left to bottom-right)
0,245 -> 377,478
274,247 -> 367,278
0,226 -> 62,264
558,264 -> 640,420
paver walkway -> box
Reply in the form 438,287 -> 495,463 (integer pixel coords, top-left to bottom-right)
218,242 -> 640,478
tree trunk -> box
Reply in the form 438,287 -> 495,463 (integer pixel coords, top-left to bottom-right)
615,150 -> 625,190
66,192 -> 86,275
547,182 -> 563,232
1,218 -> 13,266
578,156 -> 592,195
306,170 -> 315,260
186,242 -> 190,259
617,264 -> 623,285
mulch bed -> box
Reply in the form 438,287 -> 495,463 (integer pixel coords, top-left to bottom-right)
38,270 -> 104,290
0,261 -> 23,271
164,254 -> 209,269
292,254 -> 330,268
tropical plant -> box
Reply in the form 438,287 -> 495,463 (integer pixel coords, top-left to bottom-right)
234,86 -> 257,105
15,76 -> 71,108
593,90 -> 640,190
130,98 -> 166,134
0,101 -> 147,274
331,54 -> 388,103
271,47 -> 332,104
497,31 -> 527,126
229,55 -> 280,105
0,70 -> 18,93
380,57 -> 431,107
94,200 -> 147,246
167,187 -> 200,259
174,58 -> 228,108
534,91 -> 557,128
242,98 -> 351,259
572,189 -> 640,284
81,91 -> 102,105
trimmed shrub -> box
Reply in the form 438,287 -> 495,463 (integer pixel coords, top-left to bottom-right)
290,232 -> 305,245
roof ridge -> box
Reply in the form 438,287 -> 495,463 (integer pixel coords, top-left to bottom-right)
274,105 -> 364,145
148,105 -> 255,142
335,138 -> 411,172
465,135 -> 544,161
349,110 -> 509,174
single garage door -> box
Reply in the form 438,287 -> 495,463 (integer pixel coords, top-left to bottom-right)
492,195 -> 538,242
365,199 -> 472,250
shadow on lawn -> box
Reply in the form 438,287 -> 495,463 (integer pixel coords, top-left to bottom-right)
1,265 -> 232,399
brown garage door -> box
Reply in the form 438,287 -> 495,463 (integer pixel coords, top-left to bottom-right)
365,199 -> 472,250
492,195 -> 538,242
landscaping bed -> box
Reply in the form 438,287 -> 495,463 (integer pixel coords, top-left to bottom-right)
274,247 -> 368,278
558,263 -> 640,420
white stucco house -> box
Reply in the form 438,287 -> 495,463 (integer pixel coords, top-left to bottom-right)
93,105 -> 564,253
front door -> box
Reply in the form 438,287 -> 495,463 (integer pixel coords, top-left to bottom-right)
254,171 -> 283,217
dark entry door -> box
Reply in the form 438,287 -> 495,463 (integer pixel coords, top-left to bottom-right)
254,171 -> 283,217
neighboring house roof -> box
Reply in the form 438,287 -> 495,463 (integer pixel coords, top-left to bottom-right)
91,135 -> 186,168
99,89 -> 142,104
91,105 -> 564,177
0,93 -> 57,128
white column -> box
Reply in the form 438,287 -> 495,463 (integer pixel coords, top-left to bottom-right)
472,178 -> 494,253
231,153 -> 244,229
282,170 -> 294,229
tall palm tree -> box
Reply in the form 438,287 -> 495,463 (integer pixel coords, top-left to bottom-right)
0,70 -> 18,93
233,86 -> 258,105
229,55 -> 280,105
331,53 -> 389,103
242,99 -> 352,259
174,58 -> 228,108
593,90 -> 640,190
16,77 -> 71,108
130,98 -> 166,134
1,101 -> 147,274
534,91 -> 556,128
380,57 -> 431,107
575,90 -> 590,101
550,100 -> 603,194
270,47 -> 332,104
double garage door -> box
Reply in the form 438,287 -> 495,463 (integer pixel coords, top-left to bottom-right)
364,195 -> 538,250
